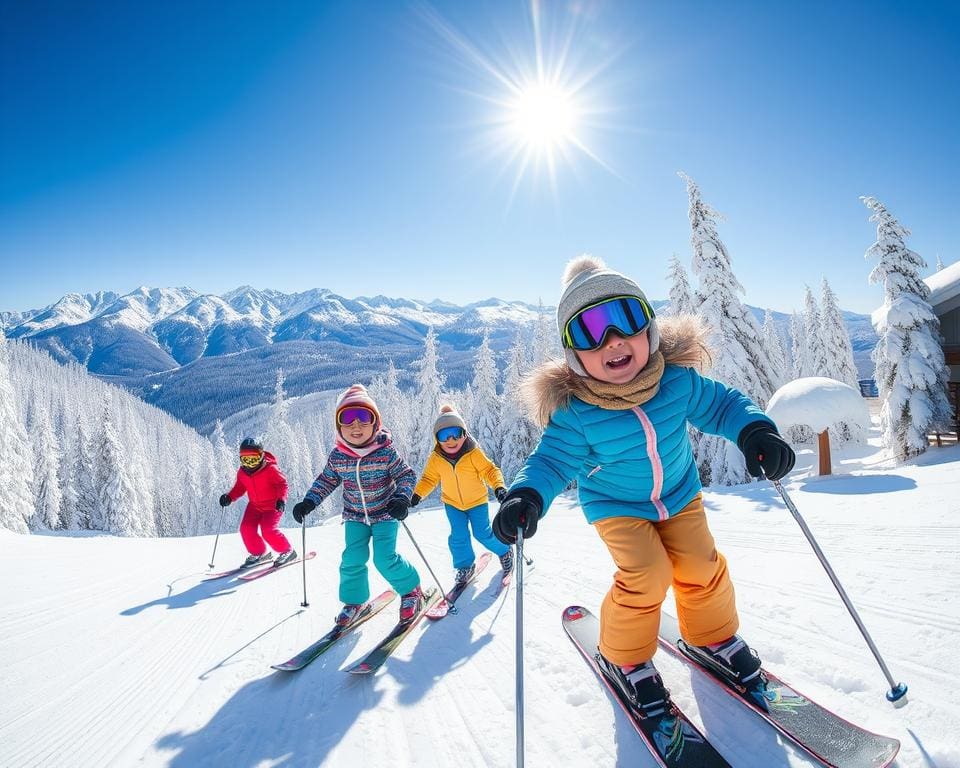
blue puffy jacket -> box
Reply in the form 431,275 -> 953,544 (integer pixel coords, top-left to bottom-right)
511,364 -> 771,524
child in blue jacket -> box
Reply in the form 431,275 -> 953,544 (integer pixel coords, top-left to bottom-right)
493,255 -> 794,715
292,384 -> 424,624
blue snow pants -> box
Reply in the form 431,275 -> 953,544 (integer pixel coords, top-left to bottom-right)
445,502 -> 509,569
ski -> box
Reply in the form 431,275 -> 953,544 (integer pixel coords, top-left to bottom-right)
203,556 -> 274,581
346,587 -> 439,675
657,611 -> 900,768
237,551 -> 317,581
563,606 -> 731,768
271,590 -> 396,672
426,552 -> 492,620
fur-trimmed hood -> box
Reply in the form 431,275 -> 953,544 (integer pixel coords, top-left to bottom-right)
521,315 -> 713,427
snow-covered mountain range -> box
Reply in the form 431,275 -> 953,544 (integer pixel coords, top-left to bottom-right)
2,285 -> 879,377
1,286 -> 547,376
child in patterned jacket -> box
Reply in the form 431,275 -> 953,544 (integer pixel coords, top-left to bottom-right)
291,385 -> 424,624
492,255 -> 795,716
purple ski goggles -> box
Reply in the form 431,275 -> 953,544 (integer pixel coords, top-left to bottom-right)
562,295 -> 654,351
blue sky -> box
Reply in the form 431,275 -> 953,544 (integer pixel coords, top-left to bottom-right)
1,0 -> 957,315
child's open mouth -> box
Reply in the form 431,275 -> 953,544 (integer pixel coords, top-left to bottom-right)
605,354 -> 632,369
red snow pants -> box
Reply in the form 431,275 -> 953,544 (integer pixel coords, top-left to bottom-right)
239,506 -> 292,556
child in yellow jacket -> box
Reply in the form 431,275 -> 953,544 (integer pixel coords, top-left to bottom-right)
410,405 -> 513,583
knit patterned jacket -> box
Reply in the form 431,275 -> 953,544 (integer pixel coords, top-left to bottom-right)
304,431 -> 416,525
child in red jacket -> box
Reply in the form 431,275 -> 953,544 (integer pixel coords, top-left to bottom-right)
219,437 -> 297,568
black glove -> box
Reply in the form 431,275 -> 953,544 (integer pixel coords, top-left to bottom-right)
385,495 -> 410,521
492,488 -> 543,545
292,498 -> 316,524
276,499 -> 285,512
219,494 -> 232,508
410,493 -> 422,508
494,487 -> 508,503
738,422 -> 796,481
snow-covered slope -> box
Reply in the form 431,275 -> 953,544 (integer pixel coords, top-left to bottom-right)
2,431 -> 957,767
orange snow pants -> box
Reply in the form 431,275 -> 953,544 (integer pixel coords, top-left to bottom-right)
593,493 -> 738,665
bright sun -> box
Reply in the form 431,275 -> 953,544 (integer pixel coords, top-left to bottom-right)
422,0 -> 618,198
509,82 -> 578,155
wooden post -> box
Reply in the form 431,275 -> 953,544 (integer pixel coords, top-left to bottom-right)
818,429 -> 832,476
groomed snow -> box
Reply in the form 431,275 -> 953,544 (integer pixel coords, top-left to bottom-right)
2,421 -> 958,767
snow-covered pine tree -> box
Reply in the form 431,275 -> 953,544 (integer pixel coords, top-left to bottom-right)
790,311 -> 806,380
863,196 -> 952,459
680,172 -> 778,485
762,310 -> 788,389
30,401 -> 62,530
803,286 -> 830,376
500,332 -> 541,483
0,331 -> 33,533
531,298 -> 557,366
470,330 -> 502,467
211,420 -> 235,490
72,414 -> 98,531
369,360 -> 412,466
407,328 -> 445,472
820,278 -> 859,388
667,254 -> 696,316
96,396 -> 145,536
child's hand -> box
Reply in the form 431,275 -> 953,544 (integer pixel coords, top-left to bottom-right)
219,494 -> 232,507
738,422 -> 796,481
409,493 -> 422,508
386,495 -> 410,521
292,499 -> 316,523
494,487 -> 508,503
492,488 -> 543,544
276,499 -> 285,512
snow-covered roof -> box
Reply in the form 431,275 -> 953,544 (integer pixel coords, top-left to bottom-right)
766,377 -> 870,433
925,260 -> 960,309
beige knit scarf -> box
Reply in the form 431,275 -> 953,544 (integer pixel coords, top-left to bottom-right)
567,351 -> 666,410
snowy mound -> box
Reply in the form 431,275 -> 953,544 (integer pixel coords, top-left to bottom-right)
766,377 -> 870,433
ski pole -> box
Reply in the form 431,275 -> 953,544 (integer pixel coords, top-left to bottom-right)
771,478 -> 908,705
300,518 -> 309,608
516,528 -> 526,768
401,521 -> 457,614
208,506 -> 226,569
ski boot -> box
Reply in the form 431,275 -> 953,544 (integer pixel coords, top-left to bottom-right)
596,653 -> 671,719
399,586 -> 425,622
499,548 -> 514,573
273,548 -> 298,568
689,635 -> 768,708
335,603 -> 366,627
242,553 -> 272,568
454,563 -> 476,586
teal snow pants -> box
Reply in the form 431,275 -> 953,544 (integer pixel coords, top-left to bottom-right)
339,519 -> 420,604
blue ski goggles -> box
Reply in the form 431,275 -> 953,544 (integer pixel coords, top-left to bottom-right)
436,426 -> 465,442
562,295 -> 654,351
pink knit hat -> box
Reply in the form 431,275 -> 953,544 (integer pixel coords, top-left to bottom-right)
335,384 -> 382,431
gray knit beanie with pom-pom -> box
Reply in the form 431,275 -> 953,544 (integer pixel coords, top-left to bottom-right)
433,404 -> 467,437
556,255 -> 659,377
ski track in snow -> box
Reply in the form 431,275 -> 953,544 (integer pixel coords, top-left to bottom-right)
2,445 -> 959,767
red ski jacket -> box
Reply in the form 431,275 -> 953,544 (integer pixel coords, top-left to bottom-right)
226,452 -> 288,512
